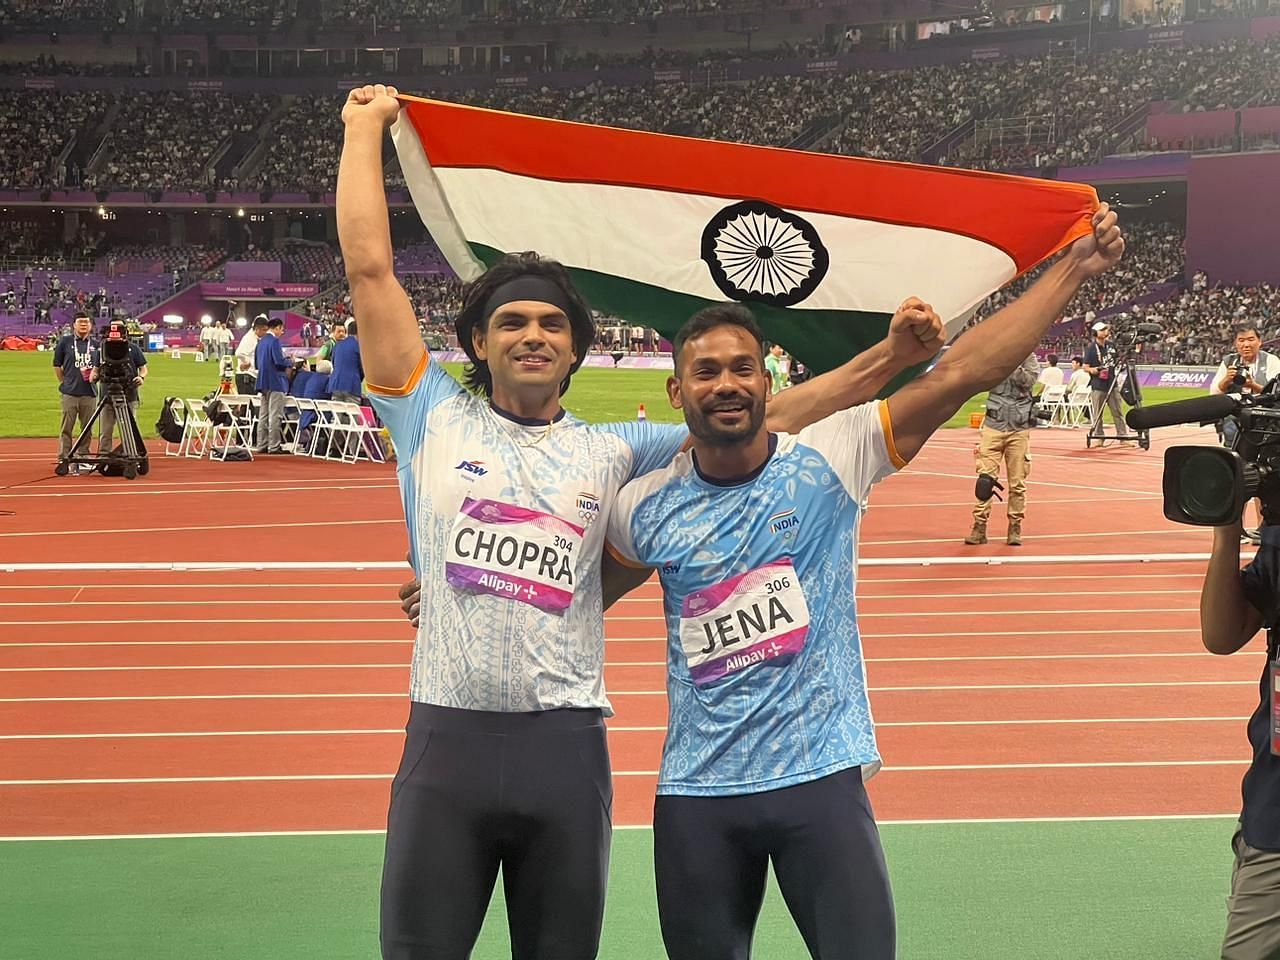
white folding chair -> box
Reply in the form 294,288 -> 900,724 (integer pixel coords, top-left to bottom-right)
180,398 -> 213,459
162,398 -> 190,457
348,404 -> 387,464
290,398 -> 319,456
208,394 -> 256,460
309,400 -> 350,462
1065,385 -> 1092,428
1040,384 -> 1068,426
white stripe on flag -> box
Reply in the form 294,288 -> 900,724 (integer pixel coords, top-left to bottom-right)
417,165 -> 1017,320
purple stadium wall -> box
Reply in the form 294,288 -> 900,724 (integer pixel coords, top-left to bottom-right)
1186,152 -> 1280,286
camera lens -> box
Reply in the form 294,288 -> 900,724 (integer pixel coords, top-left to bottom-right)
1177,450 -> 1238,523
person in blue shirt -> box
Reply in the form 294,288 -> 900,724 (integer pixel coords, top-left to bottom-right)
329,318 -> 365,403
254,317 -> 291,454
51,312 -> 100,466
604,206 -> 1124,960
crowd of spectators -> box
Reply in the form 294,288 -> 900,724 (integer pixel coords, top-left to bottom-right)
0,91 -> 110,192
6,37 -> 1280,194
85,92 -> 272,194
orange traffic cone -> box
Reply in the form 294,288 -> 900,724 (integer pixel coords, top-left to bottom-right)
637,403 -> 647,421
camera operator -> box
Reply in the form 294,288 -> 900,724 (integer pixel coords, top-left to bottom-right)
1202,512 -> 1280,959
1212,323 -> 1280,544
98,323 -> 148,453
1082,321 -> 1136,447
52,311 -> 100,468
964,352 -> 1040,547
1212,322 -> 1280,402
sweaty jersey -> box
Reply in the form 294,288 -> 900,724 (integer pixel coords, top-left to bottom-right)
606,401 -> 904,796
369,353 -> 686,713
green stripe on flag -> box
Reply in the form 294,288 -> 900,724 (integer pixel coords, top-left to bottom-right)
469,244 -> 930,393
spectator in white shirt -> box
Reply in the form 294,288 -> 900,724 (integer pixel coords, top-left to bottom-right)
1067,357 -> 1091,393
1037,353 -> 1065,390
234,315 -> 268,395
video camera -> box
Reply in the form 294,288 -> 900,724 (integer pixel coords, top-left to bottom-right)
1127,382 -> 1280,526
98,319 -> 134,387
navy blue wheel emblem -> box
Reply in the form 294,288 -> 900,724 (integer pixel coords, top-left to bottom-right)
701,200 -> 829,308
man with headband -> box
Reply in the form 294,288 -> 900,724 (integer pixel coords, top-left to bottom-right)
338,83 -> 944,960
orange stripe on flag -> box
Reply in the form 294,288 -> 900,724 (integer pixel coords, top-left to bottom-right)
396,96 -> 1097,274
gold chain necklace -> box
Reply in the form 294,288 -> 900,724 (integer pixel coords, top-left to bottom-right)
492,404 -> 559,448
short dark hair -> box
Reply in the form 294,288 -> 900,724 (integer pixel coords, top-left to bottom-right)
253,316 -> 269,328
267,317 -> 284,330
1047,354 -> 1058,365
1234,321 -> 1262,339
346,320 -> 358,337
673,303 -> 765,371
73,311 -> 91,322
1072,355 -> 1084,365
454,252 -> 594,398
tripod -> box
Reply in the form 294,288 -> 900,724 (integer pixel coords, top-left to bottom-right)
56,379 -> 151,479
1086,355 -> 1150,450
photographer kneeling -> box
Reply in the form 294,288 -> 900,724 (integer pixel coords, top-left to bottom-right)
1203,512 -> 1280,959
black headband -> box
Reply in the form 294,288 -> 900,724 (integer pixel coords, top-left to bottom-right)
480,276 -> 576,325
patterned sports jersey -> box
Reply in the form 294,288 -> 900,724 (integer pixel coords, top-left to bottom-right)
607,401 -> 904,796
370,353 -> 686,713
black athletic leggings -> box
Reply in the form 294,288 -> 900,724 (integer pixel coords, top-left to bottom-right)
380,702 -> 613,960
653,767 -> 895,960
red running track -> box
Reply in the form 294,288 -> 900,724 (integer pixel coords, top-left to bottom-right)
0,429 -> 1254,837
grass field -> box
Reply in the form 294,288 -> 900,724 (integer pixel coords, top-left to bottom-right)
0,350 -> 1210,438
1,821 -> 1235,960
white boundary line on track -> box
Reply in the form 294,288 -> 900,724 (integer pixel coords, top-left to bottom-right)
0,483 -> 396,500
0,680 -> 1256,703
0,717 -> 1251,740
0,519 -> 402,539
1,553 -> 1213,573
0,760 -> 1249,787
0,653 -> 1251,671
0,814 -> 1240,841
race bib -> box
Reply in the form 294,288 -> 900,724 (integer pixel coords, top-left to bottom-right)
679,559 -> 810,687
445,497 -> 583,614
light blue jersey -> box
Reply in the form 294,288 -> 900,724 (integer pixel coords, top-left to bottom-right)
369,353 -> 686,713
607,401 -> 905,796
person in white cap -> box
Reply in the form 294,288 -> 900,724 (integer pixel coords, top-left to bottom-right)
1082,320 -> 1135,446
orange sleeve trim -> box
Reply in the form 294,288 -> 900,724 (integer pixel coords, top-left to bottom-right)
367,348 -> 429,397
605,539 -> 650,571
878,401 -> 908,470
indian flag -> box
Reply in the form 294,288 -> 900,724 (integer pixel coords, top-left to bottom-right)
391,96 -> 1098,377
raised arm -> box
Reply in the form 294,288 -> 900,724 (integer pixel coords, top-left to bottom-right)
764,298 -> 944,434
886,204 -> 1123,463
336,83 -> 424,390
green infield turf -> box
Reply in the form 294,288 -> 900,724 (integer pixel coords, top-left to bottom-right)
0,819 -> 1236,960
0,350 -> 1211,438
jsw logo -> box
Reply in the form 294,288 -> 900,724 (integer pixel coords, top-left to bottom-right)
455,460 -> 488,478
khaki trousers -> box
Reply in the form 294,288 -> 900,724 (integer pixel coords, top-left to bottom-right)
58,394 -> 97,459
1223,828 -> 1280,960
972,425 -> 1031,524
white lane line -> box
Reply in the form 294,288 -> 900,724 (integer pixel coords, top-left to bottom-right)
0,814 -> 1243,841
0,483 -> 396,500
0,600 -> 407,607
0,582 -> 412,591
0,760 -> 1246,787
0,640 -> 417,648
0,653 -> 1242,671
0,679 -> 1254,703
0,717 -> 1249,740
0,519 -> 401,539
0,618 -> 405,625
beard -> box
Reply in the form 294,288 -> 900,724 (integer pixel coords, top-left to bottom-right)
684,392 -> 766,447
